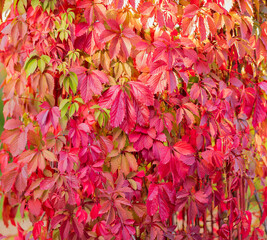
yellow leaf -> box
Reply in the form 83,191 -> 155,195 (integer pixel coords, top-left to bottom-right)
262,156 -> 267,167
121,154 -> 130,175
111,155 -> 121,173
125,152 -> 138,171
128,179 -> 137,190
42,150 -> 57,162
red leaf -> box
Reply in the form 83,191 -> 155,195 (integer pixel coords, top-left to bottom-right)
150,60 -> 167,75
90,203 -> 101,220
3,119 -> 22,130
33,221 -> 44,240
72,217 -> 84,237
122,28 -> 137,38
194,190 -> 209,204
37,103 -> 60,135
109,36 -> 120,59
1,120 -> 31,157
99,85 -> 121,109
147,184 -> 159,216
110,90 -> 126,127
40,177 -> 56,190
120,94 -> 136,133
60,220 -> 70,240
252,95 -> 266,127
183,4 -> 199,17
80,74 -> 101,103
148,72 -> 167,93
199,16 -> 207,41
100,30 -> 117,43
173,141 -> 195,155
2,167 -> 18,192
158,191 -> 171,222
129,81 -> 154,106
15,166 -> 27,192
28,199 -> 42,216
51,214 -> 66,229
107,19 -> 120,31
159,145 -> 172,164
167,70 -> 178,93
121,37 -> 131,58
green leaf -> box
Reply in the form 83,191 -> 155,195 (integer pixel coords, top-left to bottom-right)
74,98 -> 84,104
59,31 -> 65,42
63,77 -> 70,93
0,62 -> 7,86
59,99 -> 71,110
74,102 -> 79,112
50,0 -> 56,11
91,105 -> 100,109
38,59 -> 46,73
104,112 -> 109,126
59,74 -> 65,87
3,0 -> 13,14
98,113 -> 104,127
64,31 -> 68,40
43,0 -> 48,10
103,108 -> 110,116
68,13 -> 74,23
60,103 -> 70,118
55,21 -> 60,29
59,115 -> 68,130
17,0 -> 27,15
62,13 -> 67,22
31,0 -> 40,9
69,11 -> 75,20
69,104 -> 76,118
0,90 -> 5,134
40,55 -> 51,64
25,58 -> 37,77
94,110 -> 100,120
69,72 -> 78,93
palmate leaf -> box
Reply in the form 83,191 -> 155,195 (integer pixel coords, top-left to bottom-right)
108,147 -> 138,175
147,183 -> 175,222
75,68 -> 109,103
68,120 -> 91,148
100,19 -> 139,60
31,70 -> 54,97
1,120 -> 33,157
1,163 -> 18,192
18,149 -> 57,174
2,163 -> 27,193
77,0 -> 106,26
99,82 -> 153,133
37,102 -> 60,135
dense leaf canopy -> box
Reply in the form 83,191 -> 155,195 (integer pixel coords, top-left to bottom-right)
0,0 -> 267,239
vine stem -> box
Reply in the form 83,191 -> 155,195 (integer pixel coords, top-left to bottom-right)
254,190 -> 267,234
237,188 -> 241,240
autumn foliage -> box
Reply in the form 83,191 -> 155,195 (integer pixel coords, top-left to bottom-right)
1,0 -> 267,239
